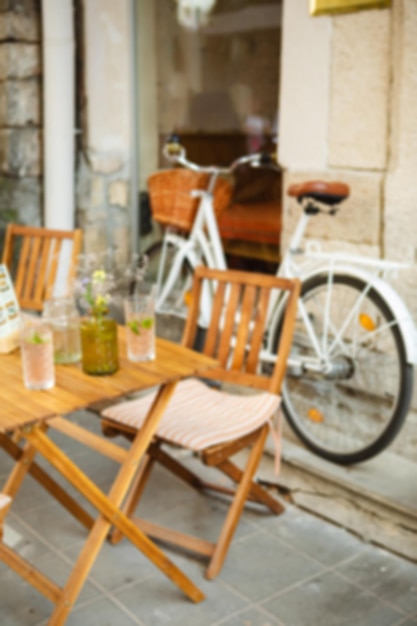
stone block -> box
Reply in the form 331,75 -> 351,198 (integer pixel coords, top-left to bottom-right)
0,79 -> 40,126
85,208 -> 108,225
384,1 -> 417,258
389,1 -> 417,172
281,169 -> 382,249
112,225 -> 130,265
108,204 -> 128,223
80,221 -> 110,255
328,9 -> 390,170
0,0 -> 39,13
278,0 -> 331,170
89,151 -> 124,175
0,11 -> 40,41
90,176 -> 104,207
384,172 -> 417,264
76,157 -> 107,213
380,2 -> 417,322
76,154 -> 92,212
109,179 -> 128,208
0,81 -> 5,120
0,42 -> 40,79
0,176 -> 41,226
0,127 -> 41,176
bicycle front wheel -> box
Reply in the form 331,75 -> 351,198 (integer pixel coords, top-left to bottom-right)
280,273 -> 413,464
144,239 -> 194,342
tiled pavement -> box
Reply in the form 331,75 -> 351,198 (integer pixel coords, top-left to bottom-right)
1,409 -> 417,626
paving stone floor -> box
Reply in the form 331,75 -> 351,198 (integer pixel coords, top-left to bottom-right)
1,409 -> 417,626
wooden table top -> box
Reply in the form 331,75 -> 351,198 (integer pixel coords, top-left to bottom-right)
0,328 -> 217,434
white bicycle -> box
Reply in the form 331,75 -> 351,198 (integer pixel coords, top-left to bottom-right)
144,136 -> 417,465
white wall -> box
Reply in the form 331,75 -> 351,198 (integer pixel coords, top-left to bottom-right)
278,0 -> 331,171
84,0 -> 131,157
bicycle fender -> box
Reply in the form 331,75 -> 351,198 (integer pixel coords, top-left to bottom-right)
302,266 -> 417,365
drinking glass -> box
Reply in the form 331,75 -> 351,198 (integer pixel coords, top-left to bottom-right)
124,283 -> 156,362
20,317 -> 55,390
43,297 -> 81,364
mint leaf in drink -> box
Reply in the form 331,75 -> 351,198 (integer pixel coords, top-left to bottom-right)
29,331 -> 46,344
128,320 -> 140,335
141,317 -> 154,330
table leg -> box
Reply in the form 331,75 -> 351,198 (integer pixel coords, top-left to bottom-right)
110,449 -> 156,545
22,382 -> 204,626
0,492 -> 64,604
0,433 -> 94,530
1,427 -> 46,499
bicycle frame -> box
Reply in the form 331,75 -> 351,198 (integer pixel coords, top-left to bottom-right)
154,188 -> 227,327
264,210 -> 417,367
149,139 -> 417,463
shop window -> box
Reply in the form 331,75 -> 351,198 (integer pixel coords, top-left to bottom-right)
137,0 -> 282,268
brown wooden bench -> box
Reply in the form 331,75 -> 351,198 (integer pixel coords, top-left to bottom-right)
218,164 -> 282,264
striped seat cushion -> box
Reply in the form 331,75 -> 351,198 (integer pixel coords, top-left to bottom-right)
102,378 -> 280,452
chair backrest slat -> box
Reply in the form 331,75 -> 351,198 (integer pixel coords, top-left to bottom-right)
204,280 -> 226,357
246,285 -> 270,374
33,238 -> 53,303
1,224 -> 83,312
270,280 -> 299,392
44,239 -> 62,300
217,282 -> 241,366
14,236 -> 31,300
231,283 -> 256,370
23,236 -> 42,303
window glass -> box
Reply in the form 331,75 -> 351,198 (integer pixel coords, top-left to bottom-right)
137,0 -> 282,269
154,0 -> 282,164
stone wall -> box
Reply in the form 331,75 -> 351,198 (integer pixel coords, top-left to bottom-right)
279,1 -> 417,318
279,0 -> 417,436
384,0 -> 417,315
0,0 -> 42,245
76,151 -> 131,264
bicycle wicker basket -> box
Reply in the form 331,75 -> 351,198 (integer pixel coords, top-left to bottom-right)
147,169 -> 233,233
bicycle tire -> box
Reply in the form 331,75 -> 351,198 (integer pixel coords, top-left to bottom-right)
276,273 -> 413,465
144,239 -> 194,342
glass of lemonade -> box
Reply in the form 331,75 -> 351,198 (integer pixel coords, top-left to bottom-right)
43,297 -> 81,364
124,283 -> 156,362
20,317 -> 55,390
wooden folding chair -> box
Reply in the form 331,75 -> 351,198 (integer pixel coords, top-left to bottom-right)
1,223 -> 83,311
0,224 -> 90,533
102,266 -> 300,579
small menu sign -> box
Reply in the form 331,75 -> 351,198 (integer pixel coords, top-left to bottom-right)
0,264 -> 20,353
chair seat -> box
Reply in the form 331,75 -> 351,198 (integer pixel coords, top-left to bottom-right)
102,378 -> 280,452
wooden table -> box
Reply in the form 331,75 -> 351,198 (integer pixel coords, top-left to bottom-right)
0,329 -> 217,625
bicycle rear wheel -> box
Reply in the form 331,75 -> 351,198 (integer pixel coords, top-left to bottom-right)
279,273 -> 413,464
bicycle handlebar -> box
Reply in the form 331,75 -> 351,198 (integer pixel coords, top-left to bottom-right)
163,134 -> 279,176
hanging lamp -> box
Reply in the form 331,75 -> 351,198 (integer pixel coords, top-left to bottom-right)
176,0 -> 217,30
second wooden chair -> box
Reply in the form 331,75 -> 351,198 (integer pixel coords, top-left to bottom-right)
102,265 -> 300,579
